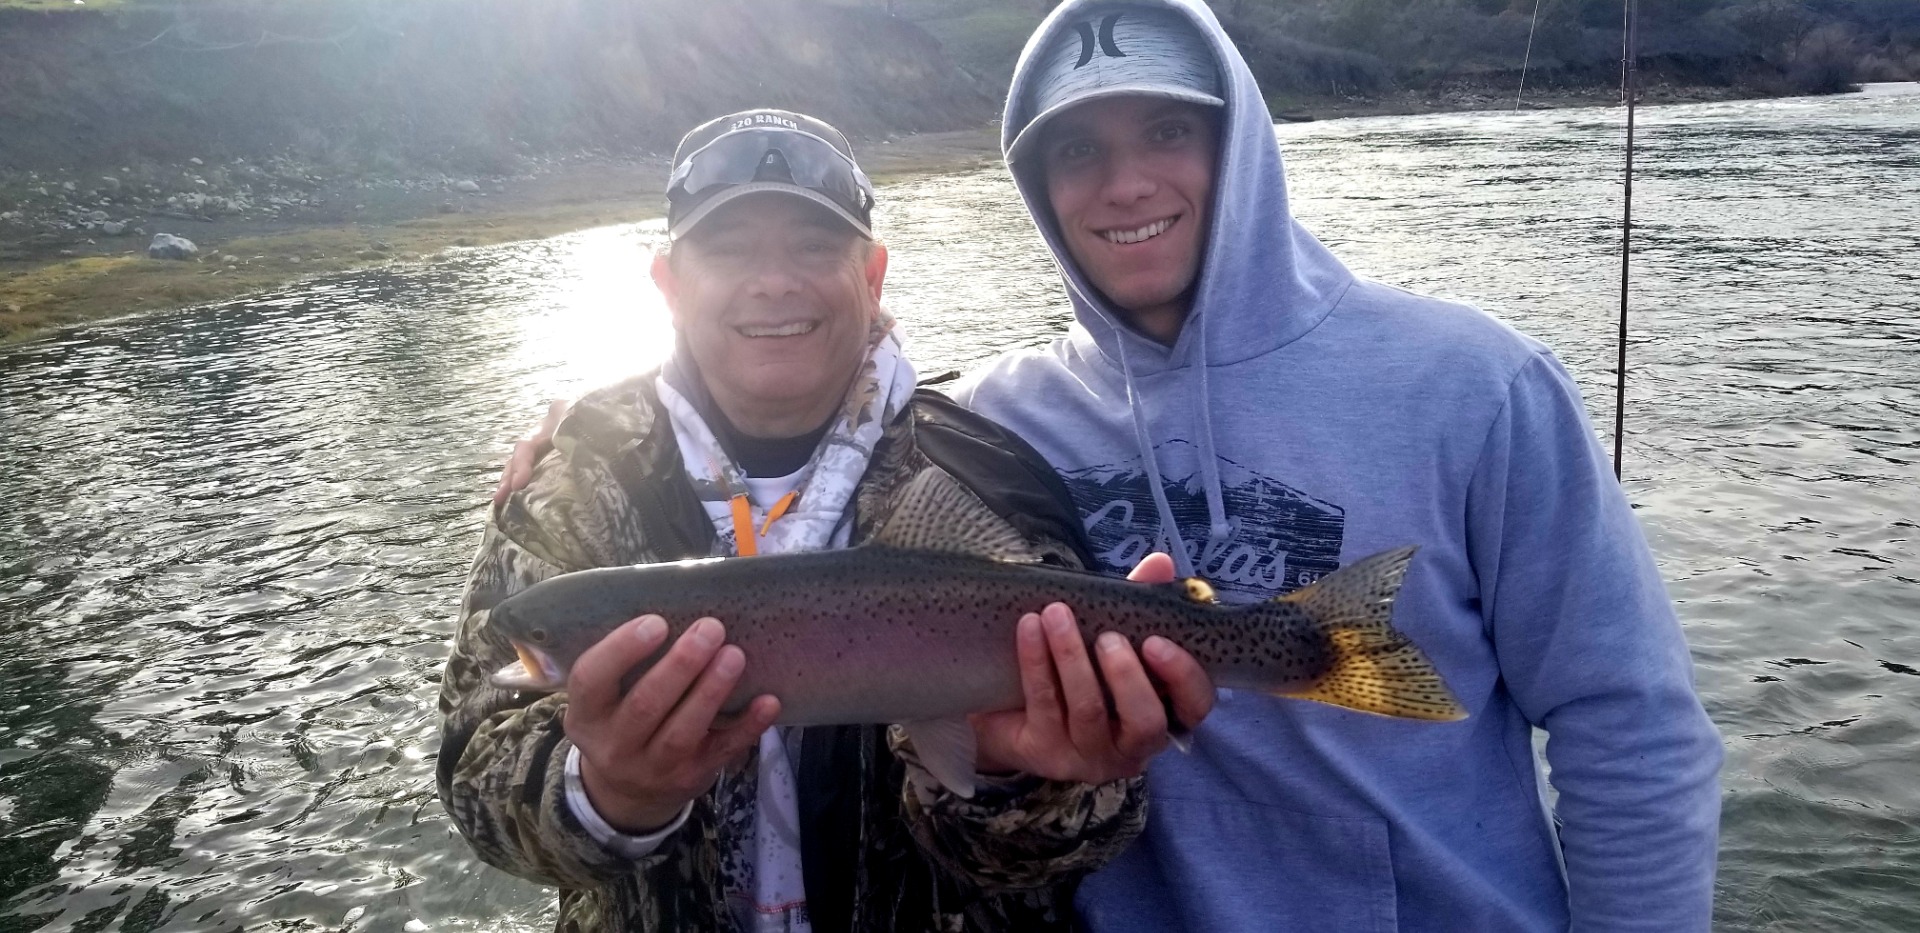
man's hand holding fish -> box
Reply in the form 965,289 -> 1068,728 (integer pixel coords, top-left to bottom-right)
563,615 -> 779,835
969,552 -> 1217,784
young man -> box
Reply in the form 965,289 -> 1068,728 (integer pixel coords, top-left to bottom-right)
440,109 -> 1211,933
950,1 -> 1725,930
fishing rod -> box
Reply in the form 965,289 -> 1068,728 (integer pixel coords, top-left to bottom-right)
1515,0 -> 1545,112
1613,0 -> 1638,480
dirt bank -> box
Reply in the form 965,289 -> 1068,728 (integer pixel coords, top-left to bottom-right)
0,79 -> 1786,346
0,127 -> 1004,344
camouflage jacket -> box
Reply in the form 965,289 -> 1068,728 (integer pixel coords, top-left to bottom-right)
437,372 -> 1147,932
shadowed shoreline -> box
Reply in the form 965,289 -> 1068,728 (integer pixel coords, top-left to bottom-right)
0,80 -> 1787,347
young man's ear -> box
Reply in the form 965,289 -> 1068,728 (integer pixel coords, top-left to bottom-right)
864,240 -> 889,304
650,249 -> 681,325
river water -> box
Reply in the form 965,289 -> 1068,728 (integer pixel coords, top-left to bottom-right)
2,84 -> 1916,932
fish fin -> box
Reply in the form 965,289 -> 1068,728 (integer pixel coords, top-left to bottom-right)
870,467 -> 1041,563
1181,578 -> 1218,603
1167,725 -> 1193,754
900,717 -> 979,798
1159,693 -> 1194,751
1274,547 -> 1469,722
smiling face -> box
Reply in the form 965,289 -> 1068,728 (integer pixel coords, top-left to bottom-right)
1040,95 -> 1220,344
652,192 -> 887,437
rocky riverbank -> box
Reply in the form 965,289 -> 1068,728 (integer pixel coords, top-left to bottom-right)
0,79 -> 1821,346
0,128 -> 1006,344
0,149 -> 669,267
0,0 -> 1007,343
5,0 -> 1885,345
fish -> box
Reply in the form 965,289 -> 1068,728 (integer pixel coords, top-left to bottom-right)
488,467 -> 1466,795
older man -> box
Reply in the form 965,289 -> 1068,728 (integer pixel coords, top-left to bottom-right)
953,1 -> 1725,931
438,109 -> 1211,933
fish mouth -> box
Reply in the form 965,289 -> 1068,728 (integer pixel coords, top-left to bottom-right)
490,641 -> 566,692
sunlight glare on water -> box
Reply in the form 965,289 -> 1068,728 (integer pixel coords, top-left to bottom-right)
501,221 -> 675,392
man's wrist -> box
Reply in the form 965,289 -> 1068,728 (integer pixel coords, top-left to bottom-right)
563,746 -> 692,858
576,749 -> 687,835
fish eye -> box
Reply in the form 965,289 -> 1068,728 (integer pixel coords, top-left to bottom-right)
530,627 -> 549,644
1183,579 -> 1217,603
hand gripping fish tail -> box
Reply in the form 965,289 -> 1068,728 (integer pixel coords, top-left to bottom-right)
1267,547 -> 1468,721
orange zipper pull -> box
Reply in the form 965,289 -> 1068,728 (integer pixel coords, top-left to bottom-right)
759,491 -> 798,538
730,494 -> 757,557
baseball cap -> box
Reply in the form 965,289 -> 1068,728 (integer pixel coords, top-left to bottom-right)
666,109 -> 877,239
1006,5 -> 1225,166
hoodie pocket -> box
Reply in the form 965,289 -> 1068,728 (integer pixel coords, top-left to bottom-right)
1085,793 -> 1398,933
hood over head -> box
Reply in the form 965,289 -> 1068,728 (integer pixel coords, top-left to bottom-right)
1005,4 -> 1226,167
1002,0 -> 1352,372
1000,0 -> 1355,576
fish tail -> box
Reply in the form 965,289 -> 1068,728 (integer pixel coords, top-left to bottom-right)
1270,546 -> 1467,722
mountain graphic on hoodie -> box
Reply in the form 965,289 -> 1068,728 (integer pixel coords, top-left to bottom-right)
1058,439 -> 1345,602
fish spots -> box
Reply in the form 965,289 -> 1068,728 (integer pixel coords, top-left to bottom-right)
495,543 -> 1453,724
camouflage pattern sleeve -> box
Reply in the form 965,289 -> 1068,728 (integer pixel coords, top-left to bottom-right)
889,728 -> 1148,891
435,381 -> 733,931
437,519 -> 648,890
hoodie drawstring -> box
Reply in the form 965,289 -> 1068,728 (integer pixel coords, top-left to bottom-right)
1118,336 -> 1200,578
1113,306 -> 1233,582
1193,311 -> 1233,545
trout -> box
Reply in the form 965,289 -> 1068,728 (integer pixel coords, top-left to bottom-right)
488,468 -> 1466,795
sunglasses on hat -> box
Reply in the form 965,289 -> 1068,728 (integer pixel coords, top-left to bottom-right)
666,126 -> 876,239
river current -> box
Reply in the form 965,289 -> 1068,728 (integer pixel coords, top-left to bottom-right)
2,84 -> 1916,931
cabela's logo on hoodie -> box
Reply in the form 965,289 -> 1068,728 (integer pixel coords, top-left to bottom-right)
1060,440 -> 1344,602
